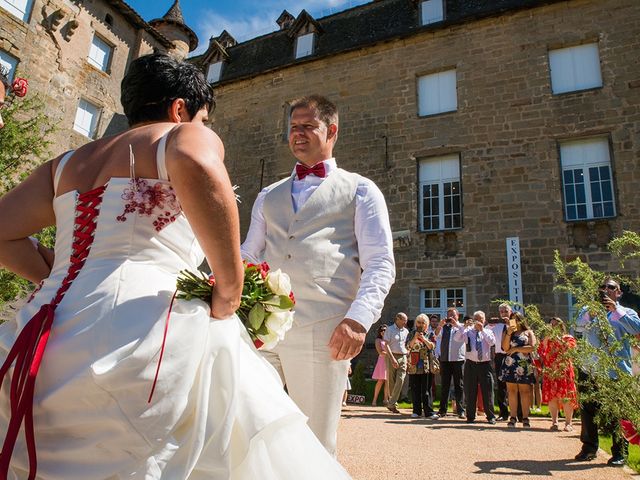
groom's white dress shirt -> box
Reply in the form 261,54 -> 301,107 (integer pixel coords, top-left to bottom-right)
241,158 -> 395,331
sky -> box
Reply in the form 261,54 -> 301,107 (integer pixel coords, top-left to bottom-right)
126,0 -> 370,55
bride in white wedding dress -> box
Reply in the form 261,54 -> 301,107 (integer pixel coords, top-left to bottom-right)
0,54 -> 351,480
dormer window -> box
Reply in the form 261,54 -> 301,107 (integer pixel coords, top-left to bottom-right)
295,32 -> 315,59
420,0 -> 444,26
207,61 -> 223,83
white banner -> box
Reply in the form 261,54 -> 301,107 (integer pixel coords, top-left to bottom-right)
506,237 -> 523,311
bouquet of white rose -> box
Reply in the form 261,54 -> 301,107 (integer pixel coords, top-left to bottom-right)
176,261 -> 295,349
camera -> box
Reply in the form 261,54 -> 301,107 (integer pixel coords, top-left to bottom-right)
599,290 -> 609,302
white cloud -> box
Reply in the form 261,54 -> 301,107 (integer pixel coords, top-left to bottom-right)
193,0 -> 369,54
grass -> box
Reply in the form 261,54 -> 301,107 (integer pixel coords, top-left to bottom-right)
599,435 -> 640,473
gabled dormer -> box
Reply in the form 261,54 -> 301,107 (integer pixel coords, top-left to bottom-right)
217,30 -> 237,49
201,31 -> 236,83
288,10 -> 323,59
276,10 -> 295,31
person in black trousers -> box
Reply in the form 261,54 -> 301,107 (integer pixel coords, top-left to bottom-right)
407,314 -> 439,419
435,308 -> 466,418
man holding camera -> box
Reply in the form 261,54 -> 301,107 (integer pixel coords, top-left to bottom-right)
454,311 -> 497,424
435,307 -> 466,418
574,279 -> 640,466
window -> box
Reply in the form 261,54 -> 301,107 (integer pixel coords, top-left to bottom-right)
73,99 -> 100,138
206,61 -> 223,83
0,50 -> 18,81
421,288 -> 466,318
560,137 -> 615,221
104,14 -> 113,27
419,153 -> 461,231
417,69 -> 457,116
87,34 -> 113,72
548,43 -> 602,94
420,0 -> 444,25
0,0 -> 34,22
295,33 -> 315,59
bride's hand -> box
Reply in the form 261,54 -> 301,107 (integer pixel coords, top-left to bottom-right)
210,289 -> 240,319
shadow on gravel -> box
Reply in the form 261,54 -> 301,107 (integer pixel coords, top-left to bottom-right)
473,458 -> 612,476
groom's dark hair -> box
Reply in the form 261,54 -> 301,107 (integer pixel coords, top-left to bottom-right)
121,53 -> 215,126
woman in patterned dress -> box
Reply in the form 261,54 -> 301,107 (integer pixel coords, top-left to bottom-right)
499,312 -> 537,428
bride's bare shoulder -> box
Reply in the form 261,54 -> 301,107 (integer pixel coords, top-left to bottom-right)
169,123 -> 224,159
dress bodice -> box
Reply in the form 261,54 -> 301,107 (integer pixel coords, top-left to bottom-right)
509,331 -> 530,349
50,177 -> 203,277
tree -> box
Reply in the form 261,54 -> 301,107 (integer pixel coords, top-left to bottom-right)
0,92 -> 57,312
512,231 -> 640,443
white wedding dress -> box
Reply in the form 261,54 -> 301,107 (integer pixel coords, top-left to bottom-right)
0,134 -> 351,479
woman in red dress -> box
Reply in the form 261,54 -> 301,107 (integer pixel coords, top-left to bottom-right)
538,317 -> 578,431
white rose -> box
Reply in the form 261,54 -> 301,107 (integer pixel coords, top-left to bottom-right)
504,357 -> 514,367
515,367 -> 525,376
256,330 -> 280,351
265,311 -> 294,340
266,269 -> 292,296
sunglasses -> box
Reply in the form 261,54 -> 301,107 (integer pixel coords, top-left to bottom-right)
600,284 -> 618,290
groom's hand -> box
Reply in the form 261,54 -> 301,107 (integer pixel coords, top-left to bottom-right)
328,318 -> 366,361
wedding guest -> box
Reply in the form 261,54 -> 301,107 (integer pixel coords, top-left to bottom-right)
383,312 -> 409,413
342,365 -> 352,407
371,324 -> 389,406
573,279 -> 640,466
427,314 -> 440,401
435,308 -> 466,419
0,54 -> 350,479
500,312 -> 537,428
241,94 -> 395,454
487,303 -> 511,421
454,310 -> 497,424
538,317 -> 578,431
407,314 -> 439,419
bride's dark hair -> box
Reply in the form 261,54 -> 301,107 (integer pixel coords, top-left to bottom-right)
121,53 -> 214,126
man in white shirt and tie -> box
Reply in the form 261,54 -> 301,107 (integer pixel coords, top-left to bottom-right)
454,310 -> 497,424
241,94 -> 395,455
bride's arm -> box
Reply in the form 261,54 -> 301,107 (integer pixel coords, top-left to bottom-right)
166,123 -> 243,319
0,159 -> 57,283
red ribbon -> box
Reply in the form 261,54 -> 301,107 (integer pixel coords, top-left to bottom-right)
0,185 -> 104,479
148,290 -> 177,404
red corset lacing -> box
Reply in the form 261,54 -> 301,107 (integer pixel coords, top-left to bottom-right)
0,186 -> 105,480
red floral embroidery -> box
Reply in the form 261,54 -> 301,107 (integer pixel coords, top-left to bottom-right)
116,179 -> 181,231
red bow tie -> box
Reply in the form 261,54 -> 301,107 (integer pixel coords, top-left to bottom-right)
296,162 -> 326,180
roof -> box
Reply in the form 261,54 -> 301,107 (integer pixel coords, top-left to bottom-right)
192,0 -> 567,85
149,0 -> 198,52
104,0 -> 174,49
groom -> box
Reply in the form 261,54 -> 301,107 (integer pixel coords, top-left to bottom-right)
241,94 -> 395,455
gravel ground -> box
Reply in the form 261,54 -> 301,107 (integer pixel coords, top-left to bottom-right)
337,405 -> 639,480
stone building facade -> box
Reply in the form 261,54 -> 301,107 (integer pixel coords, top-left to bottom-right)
196,0 -> 640,351
0,0 -> 194,152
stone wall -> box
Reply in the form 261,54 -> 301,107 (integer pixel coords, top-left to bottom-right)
0,0 -> 161,153
211,0 -> 640,361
